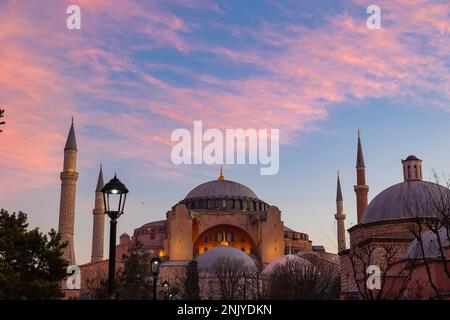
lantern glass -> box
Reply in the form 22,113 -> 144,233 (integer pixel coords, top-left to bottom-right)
101,174 -> 129,214
162,281 -> 169,293
151,256 -> 161,276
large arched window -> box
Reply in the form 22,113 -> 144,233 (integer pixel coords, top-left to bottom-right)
193,224 -> 257,257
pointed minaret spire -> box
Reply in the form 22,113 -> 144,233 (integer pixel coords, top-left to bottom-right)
65,118 -> 77,151
336,170 -> 343,202
91,164 -> 105,262
335,171 -> 346,253
218,164 -> 225,181
356,129 -> 365,168
58,119 -> 79,265
96,164 -> 104,192
354,130 -> 369,223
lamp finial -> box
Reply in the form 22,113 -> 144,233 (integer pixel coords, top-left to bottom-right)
218,165 -> 224,180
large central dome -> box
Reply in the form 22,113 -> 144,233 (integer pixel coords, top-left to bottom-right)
185,179 -> 258,200
174,177 -> 268,212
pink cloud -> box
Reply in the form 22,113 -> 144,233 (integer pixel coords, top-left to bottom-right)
0,0 -> 449,198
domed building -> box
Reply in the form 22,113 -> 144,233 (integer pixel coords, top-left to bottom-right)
56,121 -> 334,298
124,167 -> 321,266
337,132 -> 450,299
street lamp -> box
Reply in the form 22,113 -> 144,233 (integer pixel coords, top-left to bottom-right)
102,174 -> 129,299
162,280 -> 169,300
151,256 -> 161,300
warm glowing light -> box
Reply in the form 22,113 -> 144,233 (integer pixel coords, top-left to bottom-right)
159,249 -> 164,257
111,189 -> 119,194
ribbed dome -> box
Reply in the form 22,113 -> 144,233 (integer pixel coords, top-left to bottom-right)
185,179 -> 258,200
361,180 -> 450,224
196,246 -> 257,272
405,227 -> 450,259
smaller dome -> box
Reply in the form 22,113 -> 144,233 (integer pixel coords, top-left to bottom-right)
196,246 -> 256,272
405,155 -> 420,161
405,227 -> 450,259
120,233 -> 130,238
361,181 -> 450,224
261,254 -> 312,275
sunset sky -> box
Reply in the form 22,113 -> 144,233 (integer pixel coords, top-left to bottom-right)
1,0 -> 449,263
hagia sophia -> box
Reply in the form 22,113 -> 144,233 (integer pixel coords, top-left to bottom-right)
58,120 -> 450,299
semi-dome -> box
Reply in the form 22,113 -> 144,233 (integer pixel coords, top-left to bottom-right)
405,227 -> 450,259
196,246 -> 257,272
185,179 -> 258,200
361,180 -> 450,224
261,254 -> 312,275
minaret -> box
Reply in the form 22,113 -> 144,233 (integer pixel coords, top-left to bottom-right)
58,118 -> 78,265
354,129 -> 369,223
335,171 -> 346,253
91,164 -> 105,262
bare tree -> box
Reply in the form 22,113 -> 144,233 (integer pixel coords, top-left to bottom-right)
402,171 -> 450,299
348,242 -> 412,300
211,257 -> 250,300
242,270 -> 270,300
86,275 -> 109,299
267,258 -> 340,299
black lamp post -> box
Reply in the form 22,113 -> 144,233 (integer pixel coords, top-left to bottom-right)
102,174 -> 129,299
151,256 -> 161,300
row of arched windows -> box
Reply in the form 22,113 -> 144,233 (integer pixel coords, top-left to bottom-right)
194,247 -> 256,255
182,198 -> 268,211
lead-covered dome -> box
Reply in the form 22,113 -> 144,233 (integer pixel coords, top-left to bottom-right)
405,227 -> 450,259
175,179 -> 269,212
361,180 -> 450,224
185,179 -> 258,200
